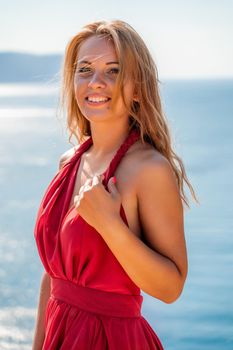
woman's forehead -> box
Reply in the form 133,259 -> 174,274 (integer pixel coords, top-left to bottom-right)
77,36 -> 118,64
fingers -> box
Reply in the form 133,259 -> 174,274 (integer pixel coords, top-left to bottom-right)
74,192 -> 83,207
78,175 -> 103,196
92,174 -> 103,187
74,175 -> 103,210
78,178 -> 92,195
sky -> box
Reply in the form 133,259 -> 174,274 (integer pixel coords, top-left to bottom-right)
0,0 -> 232,79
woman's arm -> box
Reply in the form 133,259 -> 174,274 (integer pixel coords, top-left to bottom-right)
98,156 -> 188,303
32,271 -> 51,350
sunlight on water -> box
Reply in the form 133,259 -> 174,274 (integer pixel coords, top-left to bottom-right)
0,83 -> 59,97
0,107 -> 54,118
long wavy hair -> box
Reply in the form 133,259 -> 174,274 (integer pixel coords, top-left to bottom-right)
58,19 -> 199,209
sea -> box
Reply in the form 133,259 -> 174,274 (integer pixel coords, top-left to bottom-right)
0,79 -> 232,349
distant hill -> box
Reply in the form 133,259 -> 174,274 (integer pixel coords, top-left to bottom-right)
0,52 -> 63,82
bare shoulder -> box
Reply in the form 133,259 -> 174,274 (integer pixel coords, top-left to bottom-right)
59,145 -> 79,170
126,140 -> 176,188
131,143 -> 178,189
133,143 -> 182,215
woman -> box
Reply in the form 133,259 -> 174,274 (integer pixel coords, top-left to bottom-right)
32,20 -> 198,349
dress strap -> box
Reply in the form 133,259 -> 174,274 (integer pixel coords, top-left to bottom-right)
102,128 -> 140,188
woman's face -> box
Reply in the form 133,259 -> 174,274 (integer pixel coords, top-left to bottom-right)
73,35 -> 135,125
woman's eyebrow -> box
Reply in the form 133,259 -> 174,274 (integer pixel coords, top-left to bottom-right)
106,61 -> 119,65
78,60 -> 119,65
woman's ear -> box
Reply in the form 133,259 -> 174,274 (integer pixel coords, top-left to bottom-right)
133,85 -> 139,102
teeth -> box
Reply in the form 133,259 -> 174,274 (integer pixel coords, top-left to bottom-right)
88,97 -> 109,103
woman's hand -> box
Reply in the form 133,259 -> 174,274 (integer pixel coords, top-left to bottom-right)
74,175 -> 122,233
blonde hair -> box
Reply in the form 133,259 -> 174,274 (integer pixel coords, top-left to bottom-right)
59,19 -> 199,209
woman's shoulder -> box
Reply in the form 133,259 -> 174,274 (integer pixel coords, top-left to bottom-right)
132,141 -> 178,199
126,140 -> 174,190
129,140 -> 169,171
59,145 -> 80,170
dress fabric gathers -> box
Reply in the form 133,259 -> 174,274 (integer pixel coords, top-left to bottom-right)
34,128 -> 164,350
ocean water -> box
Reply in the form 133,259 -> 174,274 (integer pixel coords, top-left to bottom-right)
0,80 -> 232,349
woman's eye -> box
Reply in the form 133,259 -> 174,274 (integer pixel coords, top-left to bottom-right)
108,68 -> 119,75
77,67 -> 91,73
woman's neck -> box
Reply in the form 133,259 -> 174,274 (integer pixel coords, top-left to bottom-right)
88,123 -> 130,158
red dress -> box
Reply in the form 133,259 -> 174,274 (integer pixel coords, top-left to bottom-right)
34,128 -> 164,350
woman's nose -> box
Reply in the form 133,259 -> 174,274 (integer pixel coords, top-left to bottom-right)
88,72 -> 106,89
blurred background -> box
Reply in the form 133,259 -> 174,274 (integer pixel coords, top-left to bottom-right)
0,0 -> 232,349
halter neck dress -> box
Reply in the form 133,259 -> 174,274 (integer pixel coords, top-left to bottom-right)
34,128 -> 164,350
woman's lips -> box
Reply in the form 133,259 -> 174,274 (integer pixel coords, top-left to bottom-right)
85,96 -> 111,106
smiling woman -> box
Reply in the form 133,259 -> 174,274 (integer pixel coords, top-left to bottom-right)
32,19 -> 198,350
